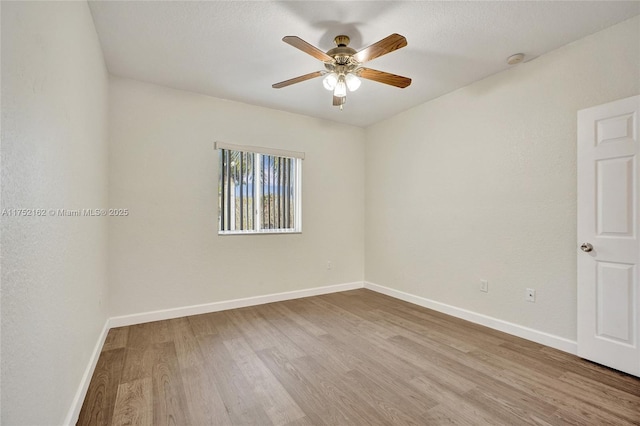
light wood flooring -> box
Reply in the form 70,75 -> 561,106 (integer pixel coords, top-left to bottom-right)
78,289 -> 640,425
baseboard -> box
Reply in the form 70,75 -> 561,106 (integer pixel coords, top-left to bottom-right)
63,319 -> 111,426
67,279 -> 576,424
364,281 -> 577,355
65,281 -> 363,424
109,281 -> 364,328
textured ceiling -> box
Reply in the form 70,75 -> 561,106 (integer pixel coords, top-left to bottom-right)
88,1 -> 640,127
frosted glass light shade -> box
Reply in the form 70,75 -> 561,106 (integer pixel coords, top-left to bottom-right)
345,73 -> 361,91
334,78 -> 347,97
322,73 -> 338,91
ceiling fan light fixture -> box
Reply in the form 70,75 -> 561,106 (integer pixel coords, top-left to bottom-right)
273,33 -> 411,109
345,73 -> 361,92
322,73 -> 338,91
334,76 -> 347,97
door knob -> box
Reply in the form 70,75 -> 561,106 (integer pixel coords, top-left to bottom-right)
580,242 -> 594,252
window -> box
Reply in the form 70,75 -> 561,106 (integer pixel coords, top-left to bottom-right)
216,142 -> 303,234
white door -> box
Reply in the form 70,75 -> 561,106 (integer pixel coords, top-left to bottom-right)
577,95 -> 640,377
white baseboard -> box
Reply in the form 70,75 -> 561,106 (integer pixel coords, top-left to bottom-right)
64,319 -> 111,426
67,280 -> 577,424
64,281 -> 363,424
108,281 -> 364,328
364,281 -> 577,355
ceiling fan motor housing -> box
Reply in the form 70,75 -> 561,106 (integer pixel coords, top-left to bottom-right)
334,35 -> 350,46
327,35 -> 357,65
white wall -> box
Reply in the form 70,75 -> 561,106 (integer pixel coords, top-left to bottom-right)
1,4 -> 636,422
1,2 -> 109,425
365,16 -> 640,341
108,77 -> 365,317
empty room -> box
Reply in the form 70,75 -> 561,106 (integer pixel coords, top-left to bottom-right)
2,1 -> 640,425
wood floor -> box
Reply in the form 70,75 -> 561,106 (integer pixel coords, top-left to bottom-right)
78,289 -> 640,425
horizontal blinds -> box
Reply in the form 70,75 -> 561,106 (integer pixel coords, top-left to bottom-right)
215,141 -> 305,160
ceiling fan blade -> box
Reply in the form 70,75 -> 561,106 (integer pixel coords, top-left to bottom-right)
283,36 -> 334,62
272,71 -> 324,89
333,95 -> 346,106
353,33 -> 407,63
359,68 -> 412,88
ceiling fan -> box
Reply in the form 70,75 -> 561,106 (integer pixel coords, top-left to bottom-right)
272,33 -> 411,109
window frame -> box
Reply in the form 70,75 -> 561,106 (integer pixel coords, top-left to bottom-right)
215,141 -> 303,235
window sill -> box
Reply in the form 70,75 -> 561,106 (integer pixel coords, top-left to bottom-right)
218,229 -> 302,236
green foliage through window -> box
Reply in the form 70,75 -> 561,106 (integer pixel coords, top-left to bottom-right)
218,148 -> 301,233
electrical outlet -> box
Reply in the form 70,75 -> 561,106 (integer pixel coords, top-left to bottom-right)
326,261 -> 332,270
480,280 -> 488,293
526,288 -> 536,302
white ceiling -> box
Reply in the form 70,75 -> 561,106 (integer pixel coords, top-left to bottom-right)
88,1 -> 640,128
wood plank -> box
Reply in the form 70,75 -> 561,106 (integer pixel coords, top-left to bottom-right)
120,322 -> 175,383
388,334 -> 557,420
197,333 -> 271,425
422,400 -> 511,426
280,416 -> 316,426
169,317 -> 232,425
224,336 -> 306,425
468,348 -> 639,425
340,368 -> 433,424
149,342 -> 189,425
186,312 -> 220,338
557,371 -> 640,423
261,304 -> 352,375
225,307 -> 305,358
462,386 -> 556,425
286,355 -> 392,425
77,349 -> 125,426
284,300 -> 423,381
79,289 -> 640,425
411,375 -> 526,426
269,302 -> 328,337
256,348 -> 346,426
102,327 -> 129,352
208,310 -> 244,341
111,378 -> 153,426
538,345 -> 640,397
